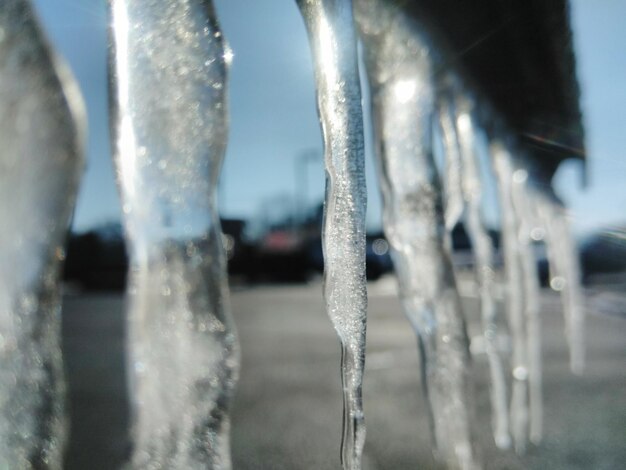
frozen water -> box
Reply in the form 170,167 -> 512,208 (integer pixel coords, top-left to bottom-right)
123,239 -> 238,469
0,0 -> 85,468
534,190 -> 585,374
1,0 -> 585,467
491,141 -> 530,453
296,1 -> 369,468
437,89 -> 465,237
490,137 -> 585,452
492,142 -> 545,450
355,1 -> 480,468
108,1 -> 239,467
509,162 -> 543,445
0,1 -> 591,469
452,95 -> 511,450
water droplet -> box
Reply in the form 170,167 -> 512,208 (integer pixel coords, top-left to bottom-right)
393,79 -> 416,103
372,238 -> 389,255
550,276 -> 566,291
530,227 -> 545,241
513,366 -> 529,381
513,169 -> 528,183
223,48 -> 234,65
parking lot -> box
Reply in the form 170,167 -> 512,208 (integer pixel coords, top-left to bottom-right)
62,277 -> 626,469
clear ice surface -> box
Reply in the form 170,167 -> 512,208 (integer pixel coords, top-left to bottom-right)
296,1 -> 369,468
108,1 -> 239,467
509,160 -> 543,445
491,141 -> 535,453
534,190 -> 585,374
490,134 -> 585,452
438,89 -> 465,238
0,1 -> 85,468
355,1 -> 480,468
450,95 -> 511,450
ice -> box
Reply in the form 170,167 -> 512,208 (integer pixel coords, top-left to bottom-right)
534,191 -> 585,374
452,95 -> 511,450
296,1 -> 368,468
509,163 -> 543,445
491,141 -> 546,452
437,88 -> 465,238
355,2 -> 480,469
490,142 -> 529,452
0,1 -> 85,467
490,134 -> 585,452
108,1 -> 239,467
0,0 -> 591,468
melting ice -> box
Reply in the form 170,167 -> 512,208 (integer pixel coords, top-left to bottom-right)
356,1 -> 480,468
99,0 -> 587,468
0,0 -> 589,469
0,0 -> 84,468
353,0 -> 585,466
296,1 -> 369,468
108,0 -> 239,467
534,190 -> 585,374
440,91 -> 511,450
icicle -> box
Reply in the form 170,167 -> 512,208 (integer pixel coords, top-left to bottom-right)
0,1 -> 85,467
509,162 -> 543,445
490,141 -> 530,453
295,1 -> 368,469
534,191 -> 585,374
355,2 -> 480,469
453,96 -> 511,450
108,1 -> 239,468
437,89 -> 465,241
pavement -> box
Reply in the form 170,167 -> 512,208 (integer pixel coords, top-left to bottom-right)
61,276 -> 626,469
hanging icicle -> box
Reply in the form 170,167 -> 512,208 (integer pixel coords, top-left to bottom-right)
108,1 -> 239,467
437,84 -> 465,240
509,159 -> 543,445
491,139 -> 548,451
534,190 -> 585,375
447,92 -> 511,450
296,1 -> 369,469
0,1 -> 85,468
355,2 -> 480,469
491,140 -> 530,453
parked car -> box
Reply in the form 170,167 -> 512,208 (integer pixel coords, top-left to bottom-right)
580,226 -> 626,284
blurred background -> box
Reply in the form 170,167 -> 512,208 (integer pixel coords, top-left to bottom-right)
28,0 -> 626,468
33,0 -> 626,287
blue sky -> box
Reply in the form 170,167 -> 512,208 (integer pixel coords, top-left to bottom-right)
32,0 -> 625,236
